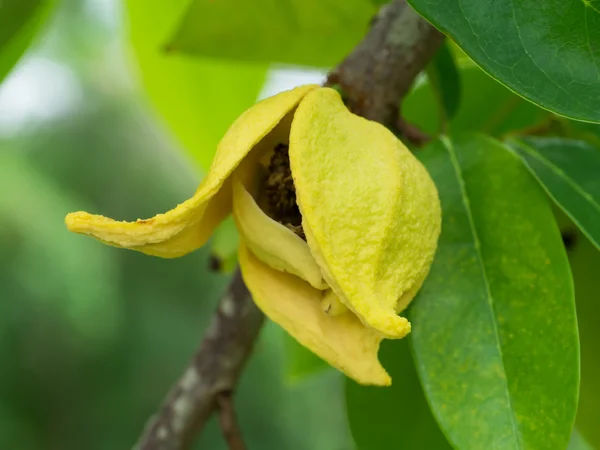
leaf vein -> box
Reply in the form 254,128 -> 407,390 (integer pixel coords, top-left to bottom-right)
442,136 -> 522,450
515,140 -> 600,215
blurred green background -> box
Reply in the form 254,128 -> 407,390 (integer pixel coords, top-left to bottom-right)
0,0 -> 353,448
3,1 -> 600,449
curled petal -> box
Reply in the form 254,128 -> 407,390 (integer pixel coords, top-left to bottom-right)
233,176 -> 327,289
66,85 -> 318,257
290,88 -> 441,338
239,245 -> 390,386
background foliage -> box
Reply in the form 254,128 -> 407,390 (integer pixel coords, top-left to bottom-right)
1,0 -> 599,449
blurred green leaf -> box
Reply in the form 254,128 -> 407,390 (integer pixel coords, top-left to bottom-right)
284,333 -> 330,383
566,121 -> 600,148
509,138 -> 600,250
125,0 -> 267,170
0,0 -> 40,46
426,40 -> 461,126
0,0 -> 56,83
0,151 -> 121,349
412,135 -> 579,450
210,216 -> 240,273
407,0 -> 600,122
404,65 -> 547,139
346,338 -> 451,450
557,212 -> 600,448
569,429 -> 594,450
167,0 -> 376,66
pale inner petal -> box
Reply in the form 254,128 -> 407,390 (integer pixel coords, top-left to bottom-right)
239,244 -> 390,386
233,172 -> 328,290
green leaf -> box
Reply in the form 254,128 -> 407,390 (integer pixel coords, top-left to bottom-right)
210,216 -> 240,273
407,0 -> 600,122
404,65 -> 547,138
412,135 -> 579,450
426,40 -> 461,126
569,429 -> 594,450
556,212 -> 600,448
125,0 -> 267,170
167,0 -> 376,66
566,121 -> 600,148
0,0 -> 56,84
509,138 -> 600,251
283,332 -> 331,383
346,339 -> 452,450
0,151 -> 120,349
0,0 -> 40,48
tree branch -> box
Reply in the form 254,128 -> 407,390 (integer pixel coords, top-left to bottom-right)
135,269 -> 263,450
327,0 -> 444,131
134,1 -> 443,449
216,392 -> 246,450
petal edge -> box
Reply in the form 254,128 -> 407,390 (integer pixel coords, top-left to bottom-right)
239,244 -> 391,386
66,85 -> 318,257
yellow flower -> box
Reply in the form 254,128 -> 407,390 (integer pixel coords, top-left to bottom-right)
66,85 -> 441,386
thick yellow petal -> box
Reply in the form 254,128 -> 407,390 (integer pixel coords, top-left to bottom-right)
290,87 -> 441,338
239,244 -> 390,386
66,84 -> 318,257
232,176 -> 327,289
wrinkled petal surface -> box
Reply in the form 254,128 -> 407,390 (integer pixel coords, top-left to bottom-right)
290,88 -> 441,338
239,244 -> 390,386
233,176 -> 327,289
66,84 -> 318,257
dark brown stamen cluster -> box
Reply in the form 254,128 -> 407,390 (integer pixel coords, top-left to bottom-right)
264,143 -> 305,240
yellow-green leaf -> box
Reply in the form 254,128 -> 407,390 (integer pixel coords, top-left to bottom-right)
124,0 -> 267,170
167,0 -> 376,67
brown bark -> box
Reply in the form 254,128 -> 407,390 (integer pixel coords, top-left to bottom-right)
327,0 -> 443,130
135,269 -> 263,450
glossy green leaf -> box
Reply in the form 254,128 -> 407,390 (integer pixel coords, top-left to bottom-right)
0,0 -> 56,84
426,40 -> 461,126
124,0 -> 267,169
556,213 -> 600,448
412,135 -> 579,450
167,0 -> 376,66
346,338 -> 452,450
407,0 -> 600,122
404,65 -> 547,138
509,138 -> 600,251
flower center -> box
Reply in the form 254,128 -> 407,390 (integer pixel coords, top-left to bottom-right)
264,143 -> 305,240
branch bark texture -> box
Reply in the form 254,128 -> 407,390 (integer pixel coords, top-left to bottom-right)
135,269 -> 263,450
327,0 -> 444,128
135,1 -> 443,449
